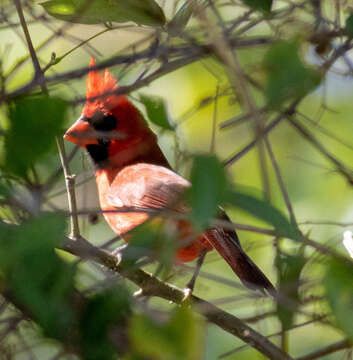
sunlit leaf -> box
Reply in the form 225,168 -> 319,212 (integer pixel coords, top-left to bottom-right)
241,0 -> 272,12
227,187 -> 299,239
324,258 -> 353,340
41,0 -> 165,26
140,94 -> 175,131
186,155 -> 227,229
130,306 -> 204,360
5,95 -> 68,177
264,40 -> 321,108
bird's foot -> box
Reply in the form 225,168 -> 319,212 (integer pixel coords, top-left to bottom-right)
111,244 -> 128,265
182,287 -> 193,302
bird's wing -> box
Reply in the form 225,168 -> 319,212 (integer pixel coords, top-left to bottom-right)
107,163 -> 276,296
107,163 -> 189,213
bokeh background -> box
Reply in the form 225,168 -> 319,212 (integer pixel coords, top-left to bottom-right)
1,0 -> 353,359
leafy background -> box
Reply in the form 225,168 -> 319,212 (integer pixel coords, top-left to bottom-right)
0,0 -> 353,359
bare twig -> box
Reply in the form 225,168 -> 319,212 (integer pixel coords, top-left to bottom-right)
296,339 -> 351,360
14,0 -> 47,93
56,138 -> 80,239
286,116 -> 353,185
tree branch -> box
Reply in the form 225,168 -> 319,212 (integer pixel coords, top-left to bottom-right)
61,236 -> 293,360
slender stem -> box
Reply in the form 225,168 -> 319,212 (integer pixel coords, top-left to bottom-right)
56,137 -> 80,239
264,136 -> 297,226
286,116 -> 353,185
296,339 -> 351,360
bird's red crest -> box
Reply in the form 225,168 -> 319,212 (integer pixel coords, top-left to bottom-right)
83,58 -> 125,118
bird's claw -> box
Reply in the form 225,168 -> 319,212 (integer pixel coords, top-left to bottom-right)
182,287 -> 192,302
111,244 -> 128,265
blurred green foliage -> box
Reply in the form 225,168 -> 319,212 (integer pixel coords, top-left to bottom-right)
276,246 -> 306,331
1,0 -> 353,359
5,95 -> 68,178
324,258 -> 353,341
242,0 -> 273,13
140,93 -> 175,131
264,40 -> 321,108
41,0 -> 165,26
186,154 -> 227,229
0,213 -> 75,341
129,306 -> 204,360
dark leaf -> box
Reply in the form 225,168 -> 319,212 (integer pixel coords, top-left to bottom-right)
186,154 -> 227,229
346,14 -> 353,36
264,40 -> 321,108
0,183 -> 10,198
275,249 -> 306,330
41,0 -> 165,26
5,95 -> 68,177
0,213 -> 75,341
324,258 -> 353,340
79,287 -> 131,360
140,94 -> 175,131
241,0 -> 272,12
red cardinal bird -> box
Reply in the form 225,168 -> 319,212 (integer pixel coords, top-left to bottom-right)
64,59 -> 275,295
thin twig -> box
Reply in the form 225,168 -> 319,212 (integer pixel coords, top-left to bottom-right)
286,116 -> 353,185
56,138 -> 80,239
14,0 -> 47,93
264,136 -> 297,226
296,339 -> 351,360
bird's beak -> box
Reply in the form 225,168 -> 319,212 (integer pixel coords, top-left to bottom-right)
64,116 -> 98,147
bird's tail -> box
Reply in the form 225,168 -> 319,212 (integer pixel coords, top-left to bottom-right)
205,228 -> 276,297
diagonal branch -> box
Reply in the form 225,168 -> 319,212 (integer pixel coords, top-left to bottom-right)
14,0 -> 47,94
61,236 -> 293,360
296,339 -> 351,360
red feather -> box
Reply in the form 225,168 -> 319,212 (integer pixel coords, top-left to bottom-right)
64,60 -> 275,295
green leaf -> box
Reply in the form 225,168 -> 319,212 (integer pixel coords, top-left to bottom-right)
41,0 -> 165,26
275,249 -> 306,330
122,221 -> 177,275
5,95 -> 68,177
0,183 -> 10,198
264,40 -> 321,108
130,306 -> 204,360
0,213 -> 76,341
140,94 -> 175,131
186,154 -> 227,229
241,0 -> 272,12
324,258 -> 353,340
346,14 -> 353,36
227,187 -> 299,240
121,222 -> 160,269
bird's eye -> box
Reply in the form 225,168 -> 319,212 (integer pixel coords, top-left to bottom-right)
89,111 -> 117,131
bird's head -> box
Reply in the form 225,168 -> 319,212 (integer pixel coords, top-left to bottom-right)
64,58 -> 153,167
